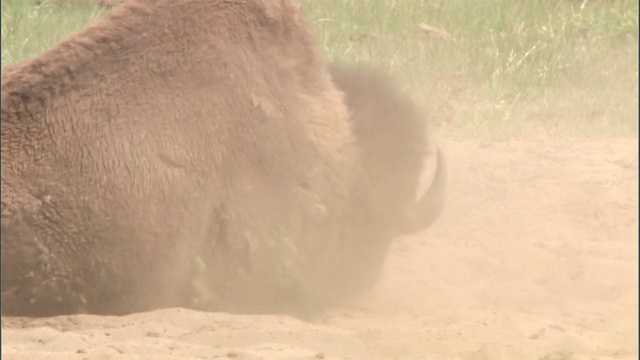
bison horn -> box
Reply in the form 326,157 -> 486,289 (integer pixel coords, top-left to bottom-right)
401,147 -> 448,234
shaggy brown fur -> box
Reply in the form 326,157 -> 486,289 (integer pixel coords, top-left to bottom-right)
1,0 -> 445,317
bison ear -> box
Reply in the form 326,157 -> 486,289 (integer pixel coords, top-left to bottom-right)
402,147 -> 447,234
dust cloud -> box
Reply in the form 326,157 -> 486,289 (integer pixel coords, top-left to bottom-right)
3,6 -> 638,360
3,139 -> 637,360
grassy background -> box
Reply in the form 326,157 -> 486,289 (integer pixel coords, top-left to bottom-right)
2,0 -> 638,139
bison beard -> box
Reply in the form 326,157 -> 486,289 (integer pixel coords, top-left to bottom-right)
1,0 -> 446,317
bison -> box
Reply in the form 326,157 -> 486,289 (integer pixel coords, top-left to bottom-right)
1,0 -> 446,317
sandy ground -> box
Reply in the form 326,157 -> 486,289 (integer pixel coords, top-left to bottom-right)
2,138 -> 638,360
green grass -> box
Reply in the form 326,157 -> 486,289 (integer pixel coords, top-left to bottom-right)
2,0 -> 638,139
303,0 -> 637,92
1,0 -> 108,64
300,0 -> 638,138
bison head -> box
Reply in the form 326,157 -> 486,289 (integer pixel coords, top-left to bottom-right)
280,63 -> 448,313
331,62 -> 446,237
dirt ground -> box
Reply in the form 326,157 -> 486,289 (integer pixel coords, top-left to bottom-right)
2,138 -> 637,360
